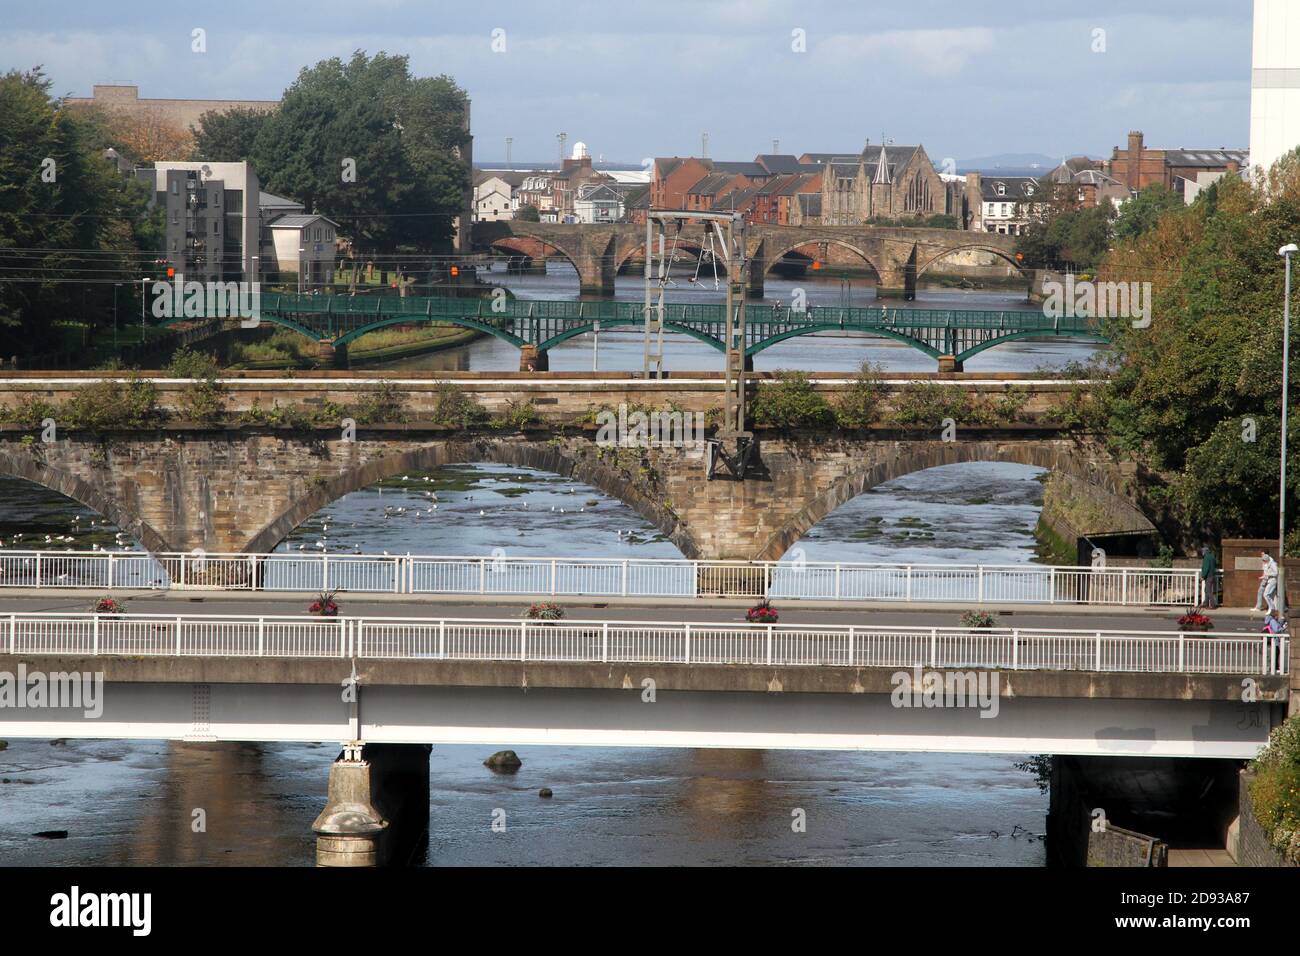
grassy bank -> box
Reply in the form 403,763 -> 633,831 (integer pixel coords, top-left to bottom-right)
226,323 -> 483,370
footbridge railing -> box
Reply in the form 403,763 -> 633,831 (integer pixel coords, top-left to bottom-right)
0,550 -> 1205,607
3,612 -> 1286,676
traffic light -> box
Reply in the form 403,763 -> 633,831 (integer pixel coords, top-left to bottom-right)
450,265 -> 460,277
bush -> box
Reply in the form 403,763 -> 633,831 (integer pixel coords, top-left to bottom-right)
429,381 -> 488,428
1249,715 -> 1300,862
60,377 -> 163,430
889,382 -> 996,430
167,348 -> 226,425
351,380 -> 408,424
834,361 -> 885,428
749,371 -> 836,429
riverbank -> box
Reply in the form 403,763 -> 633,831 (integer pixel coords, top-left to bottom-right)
227,324 -> 485,370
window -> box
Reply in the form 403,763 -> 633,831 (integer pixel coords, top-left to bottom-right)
170,180 -> 179,195
213,220 -> 220,235
996,183 -> 1006,196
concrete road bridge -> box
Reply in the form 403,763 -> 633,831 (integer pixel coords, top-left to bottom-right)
472,221 -> 1028,299
0,372 -> 1158,561
196,292 -> 1105,371
0,609 -> 1288,864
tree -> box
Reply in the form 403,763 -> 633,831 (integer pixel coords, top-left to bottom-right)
1113,183 -> 1184,243
1093,148 -> 1300,544
90,105 -> 193,163
515,204 -> 540,222
0,69 -> 157,359
197,51 -> 470,259
192,106 -> 269,162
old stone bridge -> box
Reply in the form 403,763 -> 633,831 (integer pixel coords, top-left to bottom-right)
0,372 -> 1155,560
472,221 -> 1026,298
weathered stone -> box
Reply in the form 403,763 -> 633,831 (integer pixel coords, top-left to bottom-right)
484,749 -> 522,772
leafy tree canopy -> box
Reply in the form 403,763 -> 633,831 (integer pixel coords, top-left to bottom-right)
1094,149 -> 1300,544
194,51 -> 470,254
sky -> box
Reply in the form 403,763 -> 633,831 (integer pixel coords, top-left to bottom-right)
0,0 -> 1258,166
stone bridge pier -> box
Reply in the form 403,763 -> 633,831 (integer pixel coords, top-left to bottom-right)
0,429 -> 1154,561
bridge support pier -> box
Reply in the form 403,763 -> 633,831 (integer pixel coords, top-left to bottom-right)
312,743 -> 431,867
313,340 -> 348,369
937,355 -> 963,373
519,345 -> 549,372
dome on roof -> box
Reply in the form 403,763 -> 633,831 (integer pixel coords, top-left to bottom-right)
572,141 -> 589,160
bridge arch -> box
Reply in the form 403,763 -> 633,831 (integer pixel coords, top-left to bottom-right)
758,237 -> 884,280
754,439 -> 1155,562
914,242 -> 1028,281
244,438 -> 700,558
0,452 -> 171,554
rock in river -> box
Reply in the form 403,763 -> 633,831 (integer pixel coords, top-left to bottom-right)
483,750 -> 522,773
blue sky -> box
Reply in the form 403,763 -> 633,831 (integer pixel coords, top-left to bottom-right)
1,0 -> 1256,165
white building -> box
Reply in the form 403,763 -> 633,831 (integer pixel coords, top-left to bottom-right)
1250,0 -> 1300,177
573,182 -> 624,223
473,173 -> 518,221
266,214 -> 340,290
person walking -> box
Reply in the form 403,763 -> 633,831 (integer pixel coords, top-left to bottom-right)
1255,550 -> 1280,615
1199,545 -> 1218,609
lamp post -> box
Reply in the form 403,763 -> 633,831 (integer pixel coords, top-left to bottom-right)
1280,242 -> 1297,614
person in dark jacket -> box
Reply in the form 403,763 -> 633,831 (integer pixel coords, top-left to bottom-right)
1199,545 -> 1218,609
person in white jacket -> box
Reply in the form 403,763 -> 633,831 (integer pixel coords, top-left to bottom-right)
1254,551 -> 1280,615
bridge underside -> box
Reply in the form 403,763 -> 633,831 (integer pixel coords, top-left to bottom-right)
0,669 -> 1277,758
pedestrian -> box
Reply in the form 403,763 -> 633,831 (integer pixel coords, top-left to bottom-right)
1199,545 -> 1218,609
1254,550 -> 1280,615
1262,611 -> 1288,673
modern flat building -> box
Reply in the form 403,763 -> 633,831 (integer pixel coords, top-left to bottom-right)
1250,0 -> 1300,177
137,161 -> 260,282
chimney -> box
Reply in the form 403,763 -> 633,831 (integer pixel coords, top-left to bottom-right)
1125,131 -> 1144,190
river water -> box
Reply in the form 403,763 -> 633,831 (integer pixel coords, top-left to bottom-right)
0,272 -> 1090,867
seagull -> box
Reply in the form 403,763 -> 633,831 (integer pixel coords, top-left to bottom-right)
479,510 -> 486,517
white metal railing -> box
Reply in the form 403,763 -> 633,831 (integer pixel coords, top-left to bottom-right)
0,549 -> 1206,607
1,612 -> 1287,676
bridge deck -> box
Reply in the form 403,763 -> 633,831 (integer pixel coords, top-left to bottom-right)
172,292 -> 1105,363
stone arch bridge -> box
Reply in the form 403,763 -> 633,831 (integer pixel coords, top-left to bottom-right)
472,221 -> 1028,299
0,374 -> 1156,561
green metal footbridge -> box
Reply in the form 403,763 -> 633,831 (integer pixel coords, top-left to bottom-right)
164,293 -> 1107,369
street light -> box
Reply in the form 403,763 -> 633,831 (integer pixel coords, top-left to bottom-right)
1279,242 -> 1297,614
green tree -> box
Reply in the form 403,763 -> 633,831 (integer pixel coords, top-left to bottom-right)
197,52 -> 469,262
192,106 -> 270,162
1113,183 -> 1184,242
1094,148 -> 1300,543
0,68 -> 157,360
515,204 -> 541,222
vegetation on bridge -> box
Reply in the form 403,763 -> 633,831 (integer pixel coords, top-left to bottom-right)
1249,713 -> 1300,863
748,365 -> 1029,431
